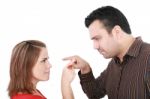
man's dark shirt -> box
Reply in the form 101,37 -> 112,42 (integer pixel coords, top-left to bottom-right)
79,37 -> 150,99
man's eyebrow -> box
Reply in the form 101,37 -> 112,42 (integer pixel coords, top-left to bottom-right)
91,35 -> 100,40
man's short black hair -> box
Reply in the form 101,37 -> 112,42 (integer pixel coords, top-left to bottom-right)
85,6 -> 131,34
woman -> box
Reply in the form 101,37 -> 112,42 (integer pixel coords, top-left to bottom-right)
8,40 -> 52,99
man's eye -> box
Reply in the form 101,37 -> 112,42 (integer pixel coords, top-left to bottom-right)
94,38 -> 99,41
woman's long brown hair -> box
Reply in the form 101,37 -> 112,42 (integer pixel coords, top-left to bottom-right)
8,40 -> 46,97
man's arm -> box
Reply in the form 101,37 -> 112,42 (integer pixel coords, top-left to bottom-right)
78,69 -> 107,99
145,56 -> 150,96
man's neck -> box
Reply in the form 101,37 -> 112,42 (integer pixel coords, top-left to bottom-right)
117,36 -> 135,62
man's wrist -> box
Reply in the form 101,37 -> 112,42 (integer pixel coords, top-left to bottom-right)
81,65 -> 91,74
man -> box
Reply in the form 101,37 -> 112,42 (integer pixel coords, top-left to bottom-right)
63,6 -> 150,99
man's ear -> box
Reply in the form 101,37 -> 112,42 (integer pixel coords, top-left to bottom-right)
111,25 -> 122,39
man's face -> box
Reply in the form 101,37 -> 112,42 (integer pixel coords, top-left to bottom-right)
89,20 -> 120,59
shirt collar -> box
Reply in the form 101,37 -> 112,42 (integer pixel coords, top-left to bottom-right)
126,37 -> 143,57
114,37 -> 143,64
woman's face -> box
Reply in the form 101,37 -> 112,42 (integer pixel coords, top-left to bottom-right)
32,47 -> 52,84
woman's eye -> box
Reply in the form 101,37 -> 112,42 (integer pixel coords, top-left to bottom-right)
42,59 -> 46,63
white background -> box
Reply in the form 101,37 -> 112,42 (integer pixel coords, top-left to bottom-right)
0,0 -> 150,99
